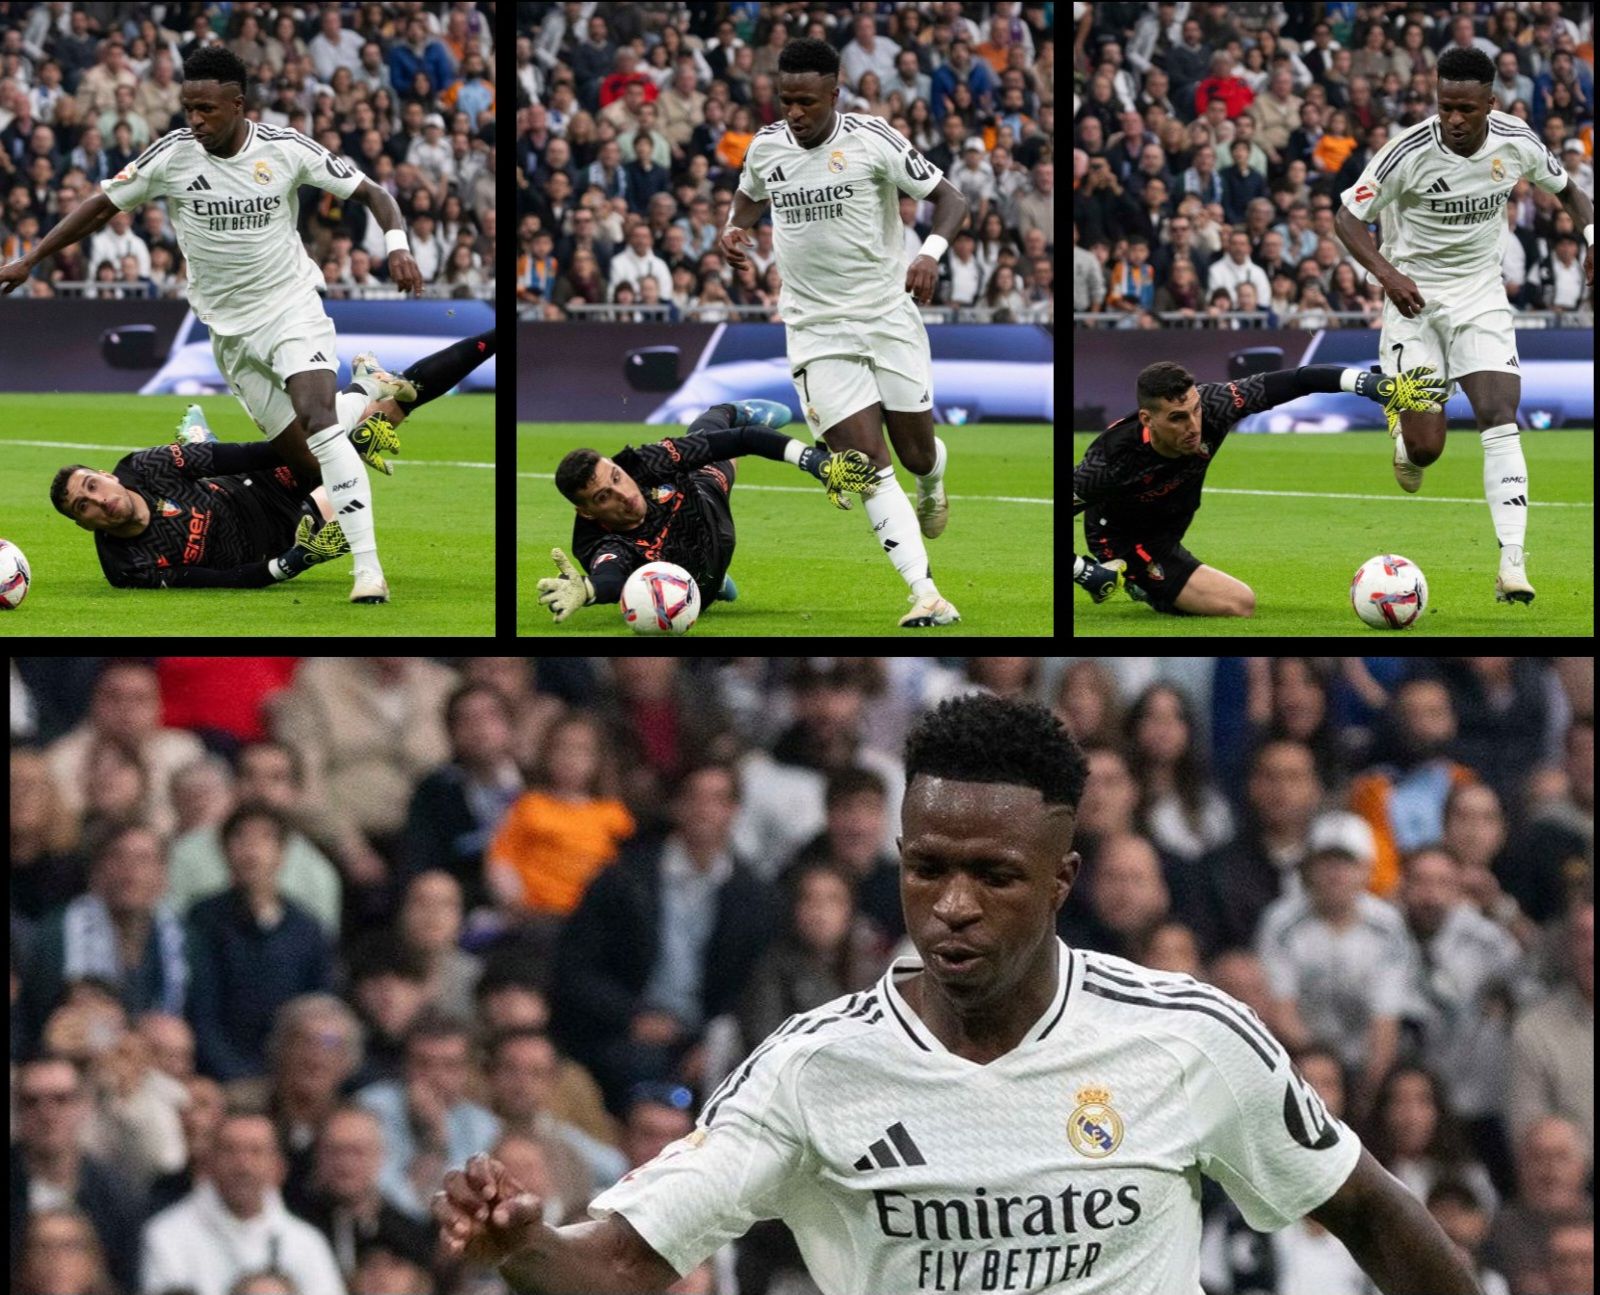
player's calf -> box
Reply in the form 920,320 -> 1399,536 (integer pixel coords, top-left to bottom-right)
1173,565 -> 1256,617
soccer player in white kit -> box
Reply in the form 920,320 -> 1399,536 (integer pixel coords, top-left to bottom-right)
1334,46 -> 1593,611
720,37 -> 971,630
432,695 -> 1487,1295
0,47 -> 424,605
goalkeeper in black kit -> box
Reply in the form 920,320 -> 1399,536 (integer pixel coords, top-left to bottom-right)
1073,361 -> 1447,618
536,399 -> 876,625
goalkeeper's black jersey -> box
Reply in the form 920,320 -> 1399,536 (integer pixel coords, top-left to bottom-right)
1074,370 -> 1280,546
571,430 -> 737,604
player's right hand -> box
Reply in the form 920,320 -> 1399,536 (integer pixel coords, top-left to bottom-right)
433,1153 -> 547,1266
719,225 -> 754,270
1378,270 -> 1426,318
0,257 -> 31,295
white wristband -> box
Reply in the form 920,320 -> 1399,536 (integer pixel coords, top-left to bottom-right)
920,234 -> 948,262
1586,224 -> 1594,248
385,228 -> 411,255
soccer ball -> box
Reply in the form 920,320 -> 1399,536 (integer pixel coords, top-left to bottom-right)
621,561 -> 701,635
1351,554 -> 1427,629
0,539 -> 30,610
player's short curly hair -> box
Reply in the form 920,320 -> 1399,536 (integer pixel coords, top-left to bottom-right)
1437,46 -> 1494,87
182,45 -> 250,94
778,36 -> 841,81
905,693 -> 1089,811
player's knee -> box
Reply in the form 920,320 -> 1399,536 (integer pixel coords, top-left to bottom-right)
1475,408 -> 1516,431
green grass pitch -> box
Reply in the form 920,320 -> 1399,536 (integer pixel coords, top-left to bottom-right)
1072,429 -> 1595,637
518,421 -> 1054,637
0,394 -> 495,637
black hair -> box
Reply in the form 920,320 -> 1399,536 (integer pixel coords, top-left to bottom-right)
219,802 -> 288,849
904,694 -> 1088,812
183,45 -> 250,93
1436,46 -> 1494,86
777,36 -> 840,81
348,933 -> 429,984
486,1026 -> 552,1067
824,766 -> 888,808
1425,1180 -> 1482,1212
554,447 -> 604,505
444,681 -> 514,735
1136,360 -> 1196,409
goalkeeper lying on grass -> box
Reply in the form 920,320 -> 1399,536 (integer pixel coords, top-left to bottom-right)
535,399 -> 878,627
1073,359 -> 1447,619
48,335 -> 492,591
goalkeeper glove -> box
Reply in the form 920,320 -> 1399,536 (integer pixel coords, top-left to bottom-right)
1074,554 -> 1127,604
1353,365 -> 1449,418
536,548 -> 595,623
276,513 -> 349,578
797,446 -> 879,510
349,413 -> 400,476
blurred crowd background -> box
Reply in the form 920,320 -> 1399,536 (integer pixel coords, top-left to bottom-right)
518,2 -> 1055,322
1073,2 -> 1595,328
1061,655 -> 1592,1295
0,2 -> 496,300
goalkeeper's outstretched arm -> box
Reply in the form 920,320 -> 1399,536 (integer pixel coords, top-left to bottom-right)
1255,364 -> 1448,416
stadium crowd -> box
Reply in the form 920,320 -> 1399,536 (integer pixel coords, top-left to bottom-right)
0,2 -> 495,301
8,656 -> 1593,1295
1073,2 -> 1596,327
517,2 -> 1055,322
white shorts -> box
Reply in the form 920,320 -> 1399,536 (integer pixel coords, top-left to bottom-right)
210,296 -> 340,438
1380,296 -> 1520,386
786,293 -> 933,438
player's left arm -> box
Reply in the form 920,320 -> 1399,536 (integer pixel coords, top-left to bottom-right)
1228,365 -> 1447,422
906,177 -> 968,304
1308,1147 -> 1484,1294
1553,180 -> 1594,288
350,178 -> 424,296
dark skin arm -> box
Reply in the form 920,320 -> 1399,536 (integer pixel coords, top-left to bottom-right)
905,177 -> 969,305
719,188 -> 770,271
0,190 -> 119,293
435,1154 -> 681,1294
1554,180 -> 1594,289
1308,1147 -> 1483,1294
1333,204 -> 1426,317
349,177 -> 424,295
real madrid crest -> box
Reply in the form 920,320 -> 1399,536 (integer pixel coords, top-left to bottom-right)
253,159 -> 273,185
1067,1086 -> 1124,1159
1491,157 -> 1505,182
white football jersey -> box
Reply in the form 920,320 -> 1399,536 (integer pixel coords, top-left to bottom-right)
1340,109 -> 1568,312
738,111 -> 944,328
103,122 -> 365,335
589,940 -> 1362,1294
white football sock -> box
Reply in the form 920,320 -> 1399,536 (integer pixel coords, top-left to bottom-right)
1480,422 -> 1527,549
306,423 -> 382,578
335,390 -> 371,432
863,469 -> 936,598
918,436 -> 948,485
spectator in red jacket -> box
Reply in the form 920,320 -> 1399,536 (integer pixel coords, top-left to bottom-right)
1195,52 -> 1255,120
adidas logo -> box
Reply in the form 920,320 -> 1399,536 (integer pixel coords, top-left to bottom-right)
186,175 -> 213,191
853,1121 -> 925,1172
1424,177 -> 1451,195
